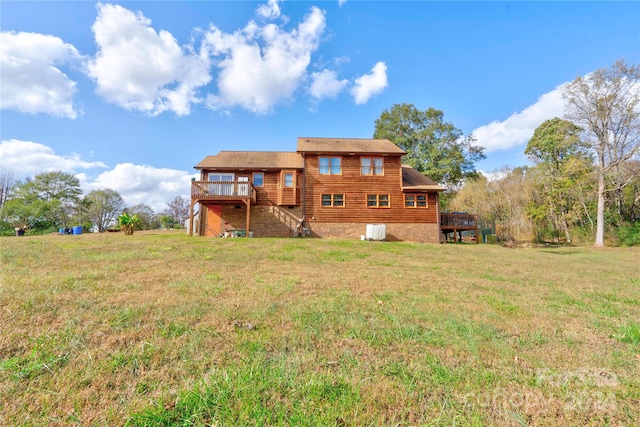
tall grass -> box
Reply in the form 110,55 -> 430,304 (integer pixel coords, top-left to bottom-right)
1,231 -> 638,426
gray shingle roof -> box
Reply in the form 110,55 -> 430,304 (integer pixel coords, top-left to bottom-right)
297,137 -> 406,155
401,165 -> 445,191
195,151 -> 303,170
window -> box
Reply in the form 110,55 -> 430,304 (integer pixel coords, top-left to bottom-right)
405,194 -> 428,208
321,194 -> 344,207
367,194 -> 390,208
284,173 -> 294,187
253,172 -> 264,187
361,157 -> 384,175
207,173 -> 234,195
319,157 -> 341,175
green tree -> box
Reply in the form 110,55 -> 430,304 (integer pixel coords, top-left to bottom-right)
563,59 -> 640,246
128,203 -> 159,230
85,189 -> 125,232
525,118 -> 592,243
118,212 -> 141,235
373,103 -> 485,189
1,171 -> 82,232
159,214 -> 178,229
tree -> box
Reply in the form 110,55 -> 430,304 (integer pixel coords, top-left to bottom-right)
373,103 -> 485,189
621,160 -> 640,222
450,168 -> 536,244
0,171 -> 15,208
162,196 -> 189,227
159,214 -> 178,230
85,189 -> 125,232
563,59 -> 640,246
21,171 -> 82,203
118,212 -> 141,235
128,203 -> 158,230
525,118 -> 592,243
1,171 -> 82,232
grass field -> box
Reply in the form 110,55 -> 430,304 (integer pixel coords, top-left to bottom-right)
1,231 -> 639,426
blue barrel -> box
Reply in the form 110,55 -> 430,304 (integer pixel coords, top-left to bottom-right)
59,228 -> 65,235
72,226 -> 83,235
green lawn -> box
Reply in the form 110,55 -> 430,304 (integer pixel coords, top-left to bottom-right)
1,231 -> 638,426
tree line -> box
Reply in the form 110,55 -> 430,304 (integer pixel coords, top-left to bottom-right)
0,171 -> 190,235
376,60 -> 640,246
3,60 -> 637,245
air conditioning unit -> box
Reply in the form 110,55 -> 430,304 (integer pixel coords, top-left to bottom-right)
365,224 -> 386,241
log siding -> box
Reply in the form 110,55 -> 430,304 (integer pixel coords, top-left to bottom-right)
303,154 -> 438,224
192,139 -> 444,242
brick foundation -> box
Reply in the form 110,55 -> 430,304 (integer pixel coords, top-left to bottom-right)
308,222 -> 440,243
207,205 -> 439,242
221,205 -> 303,238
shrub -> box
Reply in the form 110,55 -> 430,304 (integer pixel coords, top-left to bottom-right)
616,222 -> 640,246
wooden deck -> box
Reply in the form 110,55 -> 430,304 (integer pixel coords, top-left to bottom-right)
440,213 -> 479,243
189,180 -> 257,237
191,180 -> 256,204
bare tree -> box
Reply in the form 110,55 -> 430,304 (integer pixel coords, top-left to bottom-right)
163,196 -> 189,226
0,171 -> 15,208
563,59 -> 640,246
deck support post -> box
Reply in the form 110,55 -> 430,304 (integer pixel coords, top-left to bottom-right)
189,199 -> 196,237
243,198 -> 251,237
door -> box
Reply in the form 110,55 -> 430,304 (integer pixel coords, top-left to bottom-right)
238,176 -> 249,196
206,205 -> 223,236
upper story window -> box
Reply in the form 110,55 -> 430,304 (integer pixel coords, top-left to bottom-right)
284,173 -> 294,187
361,157 -> 384,175
319,157 -> 342,175
253,172 -> 264,187
405,194 -> 428,208
367,194 -> 390,208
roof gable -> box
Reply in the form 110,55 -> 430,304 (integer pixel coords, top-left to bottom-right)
195,151 -> 303,170
297,137 -> 406,155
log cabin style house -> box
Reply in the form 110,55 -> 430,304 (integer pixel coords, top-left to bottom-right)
189,137 -> 446,242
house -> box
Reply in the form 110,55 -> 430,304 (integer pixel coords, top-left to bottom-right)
189,137 -> 445,242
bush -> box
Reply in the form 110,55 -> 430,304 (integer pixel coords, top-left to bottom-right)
616,222 -> 640,246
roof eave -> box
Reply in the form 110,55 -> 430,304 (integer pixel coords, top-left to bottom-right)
402,185 -> 446,192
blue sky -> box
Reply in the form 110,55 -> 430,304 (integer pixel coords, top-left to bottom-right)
1,1 -> 639,211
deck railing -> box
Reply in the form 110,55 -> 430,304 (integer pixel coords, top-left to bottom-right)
191,180 -> 256,202
440,213 -> 477,228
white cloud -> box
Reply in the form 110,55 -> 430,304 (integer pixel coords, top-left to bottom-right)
0,31 -> 82,118
88,3 -> 211,116
0,139 -> 107,178
471,84 -> 566,153
338,0 -> 348,6
309,69 -> 349,100
0,139 -> 192,212
203,6 -> 326,113
257,0 -> 282,19
85,163 -> 194,212
351,62 -> 388,105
